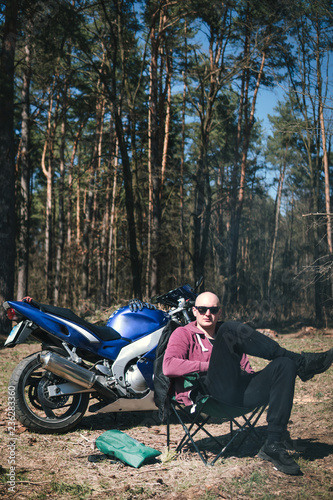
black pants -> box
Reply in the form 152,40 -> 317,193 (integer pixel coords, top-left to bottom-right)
205,321 -> 303,440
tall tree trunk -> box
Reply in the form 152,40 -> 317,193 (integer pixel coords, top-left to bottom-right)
287,21 -> 323,323
41,139 -> 53,300
315,21 -> 332,254
161,50 -> 172,191
267,145 -> 288,297
100,177 -> 109,306
53,84 -> 68,306
179,25 -> 187,283
0,0 -> 18,333
17,24 -> 32,299
227,41 -> 266,304
146,76 -> 153,297
106,138 -> 119,303
188,5 -> 232,285
65,120 -> 85,304
190,145 -> 212,282
95,97 -> 105,301
82,92 -> 104,300
41,84 -> 59,301
148,17 -> 161,297
113,0 -> 146,298
113,104 -> 142,297
215,164 -> 226,290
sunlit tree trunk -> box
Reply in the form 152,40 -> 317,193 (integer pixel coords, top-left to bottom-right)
82,91 -> 105,300
267,145 -> 288,297
106,137 -> 119,303
315,19 -> 332,254
161,50 -> 172,191
17,23 -> 32,299
65,120 -> 85,304
179,23 -> 187,283
54,82 -> 68,306
148,13 -> 161,297
41,81 -> 60,301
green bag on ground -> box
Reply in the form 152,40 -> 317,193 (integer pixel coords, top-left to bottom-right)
95,429 -> 161,468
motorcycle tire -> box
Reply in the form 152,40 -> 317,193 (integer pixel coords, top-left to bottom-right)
9,352 -> 90,434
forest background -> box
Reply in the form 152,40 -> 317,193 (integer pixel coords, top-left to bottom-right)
0,0 -> 333,334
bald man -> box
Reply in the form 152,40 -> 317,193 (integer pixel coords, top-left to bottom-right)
163,291 -> 333,476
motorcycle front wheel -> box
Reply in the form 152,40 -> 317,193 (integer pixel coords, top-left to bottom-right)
9,352 -> 90,433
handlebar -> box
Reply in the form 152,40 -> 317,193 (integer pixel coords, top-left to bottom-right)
151,283 -> 199,307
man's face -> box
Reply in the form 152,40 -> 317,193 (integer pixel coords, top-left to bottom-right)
193,292 -> 221,332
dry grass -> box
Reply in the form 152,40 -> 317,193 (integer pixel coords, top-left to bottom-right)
0,331 -> 332,499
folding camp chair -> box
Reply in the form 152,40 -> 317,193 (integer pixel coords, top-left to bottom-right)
166,374 -> 267,466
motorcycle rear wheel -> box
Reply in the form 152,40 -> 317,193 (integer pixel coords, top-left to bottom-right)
9,352 -> 90,433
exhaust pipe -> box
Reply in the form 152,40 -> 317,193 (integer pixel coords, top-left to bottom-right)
39,351 -> 117,401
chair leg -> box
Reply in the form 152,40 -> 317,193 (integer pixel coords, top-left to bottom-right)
171,403 -> 212,465
224,406 -> 267,454
167,412 -> 170,450
168,402 -> 267,467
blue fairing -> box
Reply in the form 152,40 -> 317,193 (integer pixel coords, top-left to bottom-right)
107,305 -> 169,341
6,301 -> 129,357
6,301 -> 169,361
137,346 -> 157,390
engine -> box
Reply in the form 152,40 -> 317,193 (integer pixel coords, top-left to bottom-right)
124,363 -> 149,395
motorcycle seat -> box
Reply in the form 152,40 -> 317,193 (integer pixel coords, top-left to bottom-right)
23,299 -> 123,342
88,324 -> 123,341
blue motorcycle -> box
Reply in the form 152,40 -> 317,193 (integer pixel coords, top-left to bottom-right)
3,284 -> 198,433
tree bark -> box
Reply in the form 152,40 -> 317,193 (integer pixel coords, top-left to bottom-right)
315,20 -> 332,254
41,83 -> 59,301
179,24 -> 187,283
53,83 -> 68,306
189,18 -> 228,283
17,21 -> 32,300
82,92 -> 105,300
267,145 -> 288,297
113,105 -> 142,298
0,0 -> 18,332
227,33 -> 266,304
148,13 -> 161,297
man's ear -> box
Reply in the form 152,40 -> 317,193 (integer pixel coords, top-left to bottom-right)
192,306 -> 198,319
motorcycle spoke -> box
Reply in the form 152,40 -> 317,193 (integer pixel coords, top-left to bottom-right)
11,352 -> 90,432
39,402 -> 55,419
27,385 -> 43,411
25,388 -> 82,420
22,364 -> 83,421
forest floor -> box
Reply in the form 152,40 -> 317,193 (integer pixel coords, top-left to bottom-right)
0,327 -> 332,500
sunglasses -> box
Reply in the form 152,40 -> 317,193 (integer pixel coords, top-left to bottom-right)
194,306 -> 220,315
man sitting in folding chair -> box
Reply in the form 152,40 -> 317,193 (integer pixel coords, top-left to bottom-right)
163,291 -> 333,476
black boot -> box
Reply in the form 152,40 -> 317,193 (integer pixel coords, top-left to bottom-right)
258,441 -> 301,475
297,348 -> 333,382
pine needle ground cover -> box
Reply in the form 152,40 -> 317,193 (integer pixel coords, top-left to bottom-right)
0,330 -> 332,500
